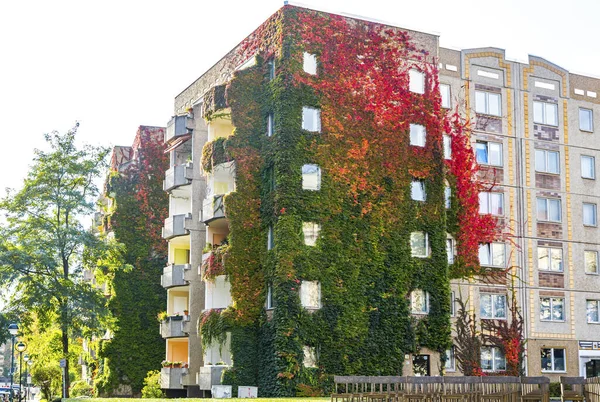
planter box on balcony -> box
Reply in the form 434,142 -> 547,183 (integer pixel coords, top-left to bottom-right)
198,366 -> 227,391
202,194 -> 225,224
162,213 -> 192,239
161,264 -> 191,288
160,367 -> 187,390
165,115 -> 193,144
163,163 -> 193,192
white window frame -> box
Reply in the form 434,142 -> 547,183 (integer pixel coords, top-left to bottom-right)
409,69 -> 425,94
267,58 -> 276,81
537,246 -> 563,272
411,289 -> 429,314
537,197 -> 562,222
583,203 -> 598,227
587,300 -> 600,324
411,180 -> 426,201
267,113 -> 274,137
479,191 -> 504,216
446,237 -> 455,265
440,84 -> 451,109
303,346 -> 317,368
303,52 -> 318,75
535,149 -> 560,174
302,222 -> 320,247
266,284 -> 275,310
300,280 -> 321,309
445,347 -> 456,372
302,107 -> 321,132
579,108 -> 593,132
541,348 -> 566,372
267,225 -> 274,250
443,135 -> 452,159
475,141 -> 503,166
480,293 -> 507,319
301,164 -> 321,191
410,232 -> 429,258
410,124 -> 426,147
581,155 -> 596,179
533,101 -> 559,126
450,291 -> 456,317
585,250 -> 599,274
479,243 -> 505,268
475,90 -> 502,117
445,185 -> 451,209
481,346 -> 506,372
540,297 -> 565,322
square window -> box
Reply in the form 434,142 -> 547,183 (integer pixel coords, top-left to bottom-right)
541,348 -> 565,372
580,108 -> 593,132
535,149 -> 560,174
583,203 -> 597,226
410,124 -> 426,147
411,289 -> 429,314
410,232 -> 429,258
302,107 -> 321,132
267,225 -> 274,250
581,155 -> 596,179
540,297 -> 564,321
300,280 -> 321,309
587,300 -> 600,323
475,91 -> 502,116
481,346 -> 506,371
267,113 -> 274,137
445,347 -> 456,371
533,101 -> 558,126
443,135 -> 452,159
411,180 -> 426,201
303,52 -> 318,75
479,243 -> 505,267
585,251 -> 599,274
475,141 -> 502,166
479,192 -> 504,216
537,247 -> 563,272
409,69 -> 425,94
302,222 -> 320,246
302,164 -> 321,191
480,294 -> 507,319
440,84 -> 451,109
537,197 -> 562,222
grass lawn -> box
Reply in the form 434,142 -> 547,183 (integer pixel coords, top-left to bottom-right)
63,398 -> 329,402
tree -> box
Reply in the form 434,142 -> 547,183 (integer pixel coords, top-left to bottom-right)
0,124 -> 109,397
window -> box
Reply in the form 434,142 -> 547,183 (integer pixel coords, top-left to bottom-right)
480,294 -> 507,319
302,222 -> 320,246
445,347 -> 456,371
537,197 -> 562,222
481,346 -> 506,371
583,203 -> 597,226
450,291 -> 456,316
540,297 -> 565,321
445,185 -> 451,209
581,155 -> 596,179
267,59 -> 275,81
267,113 -> 274,137
535,149 -> 560,174
300,280 -> 321,309
303,346 -> 317,368
267,166 -> 275,191
537,247 -> 563,272
410,124 -> 426,147
440,84 -> 451,109
411,180 -> 426,201
303,52 -> 317,75
446,237 -> 455,264
443,135 -> 452,159
475,91 -> 501,116
587,300 -> 600,323
266,284 -> 275,309
475,141 -> 502,166
302,107 -> 321,132
267,226 -> 274,250
580,108 -> 593,132
479,243 -> 505,267
585,251 -> 599,274
409,69 -> 425,94
302,164 -> 321,191
479,192 -> 504,216
541,348 -> 565,372
533,101 -> 558,126
410,232 -> 429,258
411,289 -> 429,314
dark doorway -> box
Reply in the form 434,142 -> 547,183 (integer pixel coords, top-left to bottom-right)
412,354 -> 431,376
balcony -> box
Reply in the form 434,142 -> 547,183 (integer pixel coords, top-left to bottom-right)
162,213 -> 192,240
160,316 -> 190,338
163,163 -> 193,192
161,264 -> 191,288
161,367 -> 188,390
197,366 -> 227,391
202,195 -> 225,224
165,115 -> 193,144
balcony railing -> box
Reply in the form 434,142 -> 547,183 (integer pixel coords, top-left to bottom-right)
165,115 -> 193,144
162,213 -> 192,240
163,163 -> 193,192
160,367 -> 188,389
161,264 -> 191,288
202,195 -> 225,224
159,315 -> 190,338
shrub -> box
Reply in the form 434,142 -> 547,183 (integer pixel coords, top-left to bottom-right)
141,370 -> 164,398
70,380 -> 93,397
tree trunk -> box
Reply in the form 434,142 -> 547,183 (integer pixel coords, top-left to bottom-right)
61,302 -> 70,398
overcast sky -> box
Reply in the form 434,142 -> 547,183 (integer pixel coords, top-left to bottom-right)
1,0 -> 599,193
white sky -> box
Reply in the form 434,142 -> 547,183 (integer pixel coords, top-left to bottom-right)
1,0 -> 599,193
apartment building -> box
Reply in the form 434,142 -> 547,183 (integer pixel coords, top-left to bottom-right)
159,3 -> 600,397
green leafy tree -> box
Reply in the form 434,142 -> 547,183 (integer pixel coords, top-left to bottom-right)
141,370 -> 164,398
0,124 -> 110,397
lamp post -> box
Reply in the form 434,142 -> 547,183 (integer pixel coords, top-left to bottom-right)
22,354 -> 29,402
8,323 -> 18,402
15,342 -> 26,402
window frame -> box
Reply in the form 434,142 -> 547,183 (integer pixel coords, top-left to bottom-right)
535,149 -> 560,174
411,289 -> 430,314
540,297 -> 565,322
303,52 -> 318,75
475,141 -> 503,166
480,293 -> 507,320
479,191 -> 504,216
445,346 -> 456,372
302,222 -> 321,247
410,232 -> 429,258
446,237 -> 455,265
409,124 -> 426,147
533,101 -> 559,126
479,242 -> 506,268
475,90 -> 502,117
302,106 -> 321,133
300,280 -> 321,310
267,58 -> 276,81
585,250 -> 599,275
537,246 -> 563,272
443,135 -> 452,159
580,108 -> 593,132
267,113 -> 274,137
267,225 -> 274,250
587,299 -> 600,324
411,180 -> 426,202
583,203 -> 598,227
409,69 -> 425,94
301,164 -> 321,191
541,348 -> 566,372
266,284 -> 275,310
440,84 -> 451,109
581,155 -> 596,179
481,346 -> 506,372
536,197 -> 562,223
